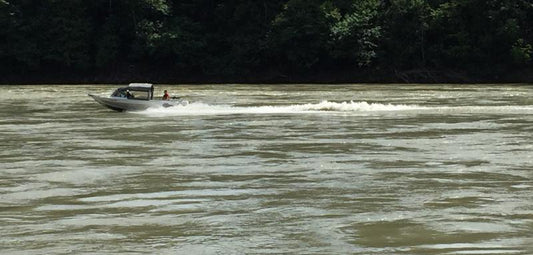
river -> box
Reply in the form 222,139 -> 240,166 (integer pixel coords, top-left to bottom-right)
1,84 -> 532,254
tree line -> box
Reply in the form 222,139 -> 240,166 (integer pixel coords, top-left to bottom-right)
1,0 -> 532,83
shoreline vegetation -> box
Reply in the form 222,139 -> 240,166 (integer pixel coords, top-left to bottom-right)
2,68 -> 533,85
1,1 -> 532,85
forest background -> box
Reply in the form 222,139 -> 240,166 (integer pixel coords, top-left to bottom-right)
1,0 -> 532,84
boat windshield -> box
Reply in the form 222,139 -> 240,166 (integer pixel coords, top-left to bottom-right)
111,85 -> 153,100
111,89 -> 127,98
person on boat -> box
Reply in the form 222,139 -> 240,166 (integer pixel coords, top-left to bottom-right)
162,90 -> 170,100
126,90 -> 134,99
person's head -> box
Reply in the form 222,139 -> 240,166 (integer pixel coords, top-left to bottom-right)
164,90 -> 168,93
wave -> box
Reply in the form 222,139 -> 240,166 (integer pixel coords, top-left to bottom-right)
138,100 -> 426,116
137,100 -> 533,117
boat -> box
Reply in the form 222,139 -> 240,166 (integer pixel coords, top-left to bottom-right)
88,83 -> 187,112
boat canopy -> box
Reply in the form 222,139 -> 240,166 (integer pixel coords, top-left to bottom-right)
129,83 -> 153,89
112,83 -> 154,100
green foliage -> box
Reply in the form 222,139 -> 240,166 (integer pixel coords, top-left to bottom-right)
268,0 -> 331,71
44,0 -> 92,69
329,0 -> 381,67
0,0 -> 532,80
511,39 -> 532,65
380,0 -> 431,69
0,0 -> 91,70
94,16 -> 121,68
426,0 -> 532,70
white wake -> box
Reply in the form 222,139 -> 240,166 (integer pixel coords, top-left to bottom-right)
138,100 -> 426,116
137,100 -> 533,117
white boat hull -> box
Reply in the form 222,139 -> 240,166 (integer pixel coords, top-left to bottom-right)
89,94 -> 186,112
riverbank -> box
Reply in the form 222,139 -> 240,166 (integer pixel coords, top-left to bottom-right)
1,67 -> 532,85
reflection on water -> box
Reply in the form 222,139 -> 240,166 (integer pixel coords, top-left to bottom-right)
1,84 -> 532,254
